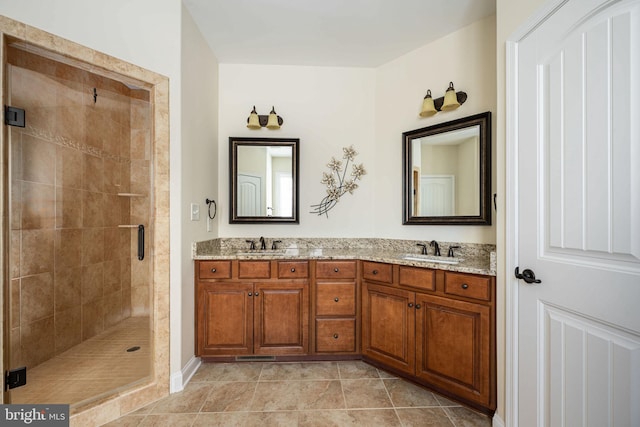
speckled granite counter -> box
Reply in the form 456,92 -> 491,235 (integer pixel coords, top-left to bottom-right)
193,238 -> 496,276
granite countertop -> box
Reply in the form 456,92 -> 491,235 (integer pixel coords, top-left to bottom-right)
193,238 -> 496,276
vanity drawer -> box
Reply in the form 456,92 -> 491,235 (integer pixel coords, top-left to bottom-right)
199,261 -> 232,279
399,266 -> 435,292
362,261 -> 393,284
238,261 -> 271,279
444,272 -> 491,301
315,319 -> 356,353
278,261 -> 309,278
316,283 -> 356,316
315,261 -> 356,279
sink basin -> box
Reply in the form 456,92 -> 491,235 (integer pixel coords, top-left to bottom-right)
400,254 -> 462,265
235,250 -> 287,256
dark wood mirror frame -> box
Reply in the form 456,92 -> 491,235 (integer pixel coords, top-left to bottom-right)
402,111 -> 491,225
230,137 -> 300,224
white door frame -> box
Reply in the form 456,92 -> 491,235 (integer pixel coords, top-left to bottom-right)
505,0 -> 573,425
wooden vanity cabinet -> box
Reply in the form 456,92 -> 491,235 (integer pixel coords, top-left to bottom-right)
362,262 -> 496,413
196,260 -> 309,357
312,260 -> 359,354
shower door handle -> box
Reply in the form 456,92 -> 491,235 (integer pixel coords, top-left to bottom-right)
138,225 -> 145,261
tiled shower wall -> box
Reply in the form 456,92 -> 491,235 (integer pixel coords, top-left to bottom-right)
8,47 -> 152,369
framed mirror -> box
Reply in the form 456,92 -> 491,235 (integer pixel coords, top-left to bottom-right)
402,112 -> 491,225
230,137 -> 299,224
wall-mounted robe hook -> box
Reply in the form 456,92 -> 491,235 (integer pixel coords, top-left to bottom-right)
93,88 -> 98,103
205,198 -> 217,219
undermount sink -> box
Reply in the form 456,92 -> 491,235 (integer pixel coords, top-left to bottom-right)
235,250 -> 287,256
400,254 -> 462,265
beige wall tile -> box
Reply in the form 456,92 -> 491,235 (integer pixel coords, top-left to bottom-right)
55,228 -> 82,269
56,186 -> 83,228
55,306 -> 82,353
82,298 -> 104,340
56,145 -> 83,189
81,228 -> 104,265
103,259 -> 122,295
55,266 -> 82,311
82,263 -> 104,304
21,228 -> 54,275
83,154 -> 104,192
21,315 -> 55,367
21,181 -> 56,229
22,134 -> 56,184
104,291 -> 123,328
11,279 -> 21,329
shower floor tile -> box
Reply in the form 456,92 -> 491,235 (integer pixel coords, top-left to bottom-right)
10,316 -> 150,406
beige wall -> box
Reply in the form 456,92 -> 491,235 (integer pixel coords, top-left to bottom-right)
375,15 -> 497,243
180,4 -> 219,375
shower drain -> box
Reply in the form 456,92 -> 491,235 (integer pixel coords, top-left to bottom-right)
126,346 -> 141,352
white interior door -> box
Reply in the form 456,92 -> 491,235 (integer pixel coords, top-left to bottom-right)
237,174 -> 261,216
420,175 -> 455,216
513,0 -> 640,425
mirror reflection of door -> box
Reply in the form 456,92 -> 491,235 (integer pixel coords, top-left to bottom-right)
421,175 -> 455,216
238,174 -> 262,216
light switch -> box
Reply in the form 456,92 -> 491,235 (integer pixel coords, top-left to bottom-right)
190,203 -> 200,221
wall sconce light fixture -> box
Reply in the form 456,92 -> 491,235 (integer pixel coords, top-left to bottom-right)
247,106 -> 283,129
419,82 -> 467,117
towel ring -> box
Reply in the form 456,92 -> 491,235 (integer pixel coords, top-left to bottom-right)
205,198 -> 216,219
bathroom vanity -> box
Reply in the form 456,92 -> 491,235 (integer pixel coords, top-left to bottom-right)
194,240 -> 495,415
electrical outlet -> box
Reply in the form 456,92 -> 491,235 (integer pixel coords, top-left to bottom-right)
190,203 -> 200,221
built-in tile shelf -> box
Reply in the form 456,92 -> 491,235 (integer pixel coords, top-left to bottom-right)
118,224 -> 142,228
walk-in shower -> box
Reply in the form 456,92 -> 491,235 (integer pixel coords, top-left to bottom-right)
4,43 -> 153,408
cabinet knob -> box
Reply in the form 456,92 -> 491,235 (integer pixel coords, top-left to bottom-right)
461,283 -> 469,289
408,303 -> 414,308
248,292 -> 253,296
334,297 -> 339,302
415,304 -> 421,309
334,268 -> 339,272
254,292 -> 259,296
291,268 -> 296,272
210,268 -> 217,273
333,334 -> 339,339
372,269 -> 378,275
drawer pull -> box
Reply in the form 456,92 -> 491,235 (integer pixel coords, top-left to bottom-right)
461,283 -> 469,289
333,334 -> 339,339
372,269 -> 378,275
291,268 -> 296,272
334,297 -> 339,302
210,268 -> 217,273
254,292 -> 259,296
334,268 -> 339,272
415,304 -> 421,309
408,303 -> 414,308
248,292 -> 253,296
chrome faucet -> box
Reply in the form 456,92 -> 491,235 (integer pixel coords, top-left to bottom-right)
430,240 -> 441,256
259,236 -> 267,250
416,243 -> 428,255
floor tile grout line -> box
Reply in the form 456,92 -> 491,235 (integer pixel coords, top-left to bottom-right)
379,375 -> 406,426
336,361 -> 349,410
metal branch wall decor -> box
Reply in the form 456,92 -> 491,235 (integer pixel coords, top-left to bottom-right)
310,145 -> 366,217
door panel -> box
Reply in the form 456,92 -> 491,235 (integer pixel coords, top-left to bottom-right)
515,0 -> 640,425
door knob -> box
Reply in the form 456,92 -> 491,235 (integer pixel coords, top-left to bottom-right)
515,267 -> 541,284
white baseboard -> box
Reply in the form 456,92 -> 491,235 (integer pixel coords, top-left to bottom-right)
170,356 -> 201,393
492,414 -> 505,427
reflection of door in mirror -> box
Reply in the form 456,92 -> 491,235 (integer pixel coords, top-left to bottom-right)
421,175 -> 455,215
238,174 -> 262,215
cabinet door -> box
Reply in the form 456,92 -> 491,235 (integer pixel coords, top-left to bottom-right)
253,281 -> 309,355
415,293 -> 492,407
362,282 -> 415,374
197,282 -> 253,356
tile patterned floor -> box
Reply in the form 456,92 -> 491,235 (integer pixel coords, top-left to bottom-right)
104,361 -> 491,426
11,316 -> 151,407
